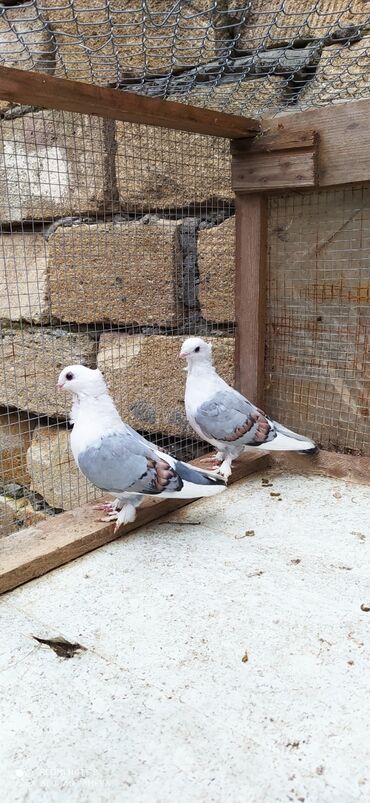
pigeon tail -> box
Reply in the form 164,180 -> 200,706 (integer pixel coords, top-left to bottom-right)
171,460 -> 226,496
265,420 -> 318,453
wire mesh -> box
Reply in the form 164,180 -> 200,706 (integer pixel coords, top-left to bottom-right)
0,105 -> 235,536
0,1 -> 369,117
266,186 -> 370,456
1,2 -> 370,537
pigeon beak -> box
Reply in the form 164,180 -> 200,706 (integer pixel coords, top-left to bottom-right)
57,382 -> 64,391
179,352 -> 187,360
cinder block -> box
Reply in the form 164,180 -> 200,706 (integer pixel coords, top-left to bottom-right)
27,425 -> 96,510
198,217 -> 235,322
0,1 -> 54,115
171,77 -> 286,117
98,333 -> 235,436
115,123 -> 233,210
44,0 -> 216,83
297,39 -> 370,107
0,494 -> 47,538
0,4 -> 54,74
48,218 -> 182,325
0,327 -> 97,418
0,111 -> 108,223
0,232 -> 49,323
238,1 -> 368,50
0,409 -> 36,487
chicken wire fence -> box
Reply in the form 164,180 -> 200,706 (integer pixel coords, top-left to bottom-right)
0,106 -> 235,536
0,1 -> 369,116
266,185 -> 370,457
0,1 -> 370,537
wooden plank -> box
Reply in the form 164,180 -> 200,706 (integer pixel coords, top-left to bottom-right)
0,452 -> 269,595
260,98 -> 370,188
0,65 -> 259,139
230,130 -> 318,155
234,194 -> 267,406
231,147 -> 318,192
270,451 -> 370,486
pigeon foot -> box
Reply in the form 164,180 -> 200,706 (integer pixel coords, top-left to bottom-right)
95,502 -> 138,532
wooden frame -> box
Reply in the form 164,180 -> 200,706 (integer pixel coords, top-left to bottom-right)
0,65 -> 259,139
1,69 -> 369,592
231,96 -> 370,408
0,453 -> 269,594
234,194 -> 267,406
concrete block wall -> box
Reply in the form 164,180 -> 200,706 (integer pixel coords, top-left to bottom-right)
0,106 -> 236,532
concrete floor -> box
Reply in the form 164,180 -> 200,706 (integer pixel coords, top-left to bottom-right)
1,469 -> 370,803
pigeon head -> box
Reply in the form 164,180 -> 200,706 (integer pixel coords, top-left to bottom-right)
180,337 -> 213,364
57,365 -> 107,397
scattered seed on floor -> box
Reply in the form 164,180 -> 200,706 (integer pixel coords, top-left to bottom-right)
235,530 -> 255,539
241,651 -> 249,663
291,558 -> 301,565
360,603 -> 370,612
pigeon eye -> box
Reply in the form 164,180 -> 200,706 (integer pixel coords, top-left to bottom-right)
194,346 -> 200,353
65,371 -> 74,381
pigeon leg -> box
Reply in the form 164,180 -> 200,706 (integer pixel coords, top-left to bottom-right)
216,454 -> 233,482
95,503 -> 136,529
198,450 -> 224,468
113,502 -> 138,533
96,496 -> 143,532
93,497 -> 120,513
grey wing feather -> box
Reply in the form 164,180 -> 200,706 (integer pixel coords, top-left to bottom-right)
196,390 -> 275,446
78,430 -> 181,495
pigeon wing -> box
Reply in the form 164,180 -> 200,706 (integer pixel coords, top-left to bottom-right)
78,429 -> 182,496
195,390 -> 275,446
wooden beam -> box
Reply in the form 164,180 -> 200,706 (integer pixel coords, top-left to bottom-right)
234,194 -> 267,406
230,130 -> 318,155
0,65 -> 259,139
270,451 -> 370,486
0,452 -> 269,595
259,98 -> 370,188
231,146 -> 318,192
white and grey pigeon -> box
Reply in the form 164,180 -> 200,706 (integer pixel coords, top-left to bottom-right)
57,364 -> 226,532
180,337 -> 318,480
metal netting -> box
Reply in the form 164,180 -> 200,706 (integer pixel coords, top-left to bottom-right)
0,105 -> 235,536
266,185 -> 370,456
0,1 -> 369,117
1,3 -> 370,538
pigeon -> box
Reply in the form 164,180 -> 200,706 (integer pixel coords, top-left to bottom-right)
57,364 -> 226,532
180,337 -> 318,480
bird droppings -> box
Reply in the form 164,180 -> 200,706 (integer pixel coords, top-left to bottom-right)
333,491 -> 342,499
270,491 -> 282,498
291,558 -> 301,565
286,741 -> 300,750
335,565 -> 352,571
247,570 -> 264,578
235,529 -> 255,539
348,660 -> 354,666
261,478 -> 273,487
351,530 -> 366,542
33,636 -> 87,659
347,632 -> 364,648
241,651 -> 249,663
360,603 -> 370,612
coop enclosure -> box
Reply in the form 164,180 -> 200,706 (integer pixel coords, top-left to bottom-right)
0,0 -> 369,545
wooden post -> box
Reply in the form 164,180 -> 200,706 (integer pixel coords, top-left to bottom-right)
234,193 -> 268,408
